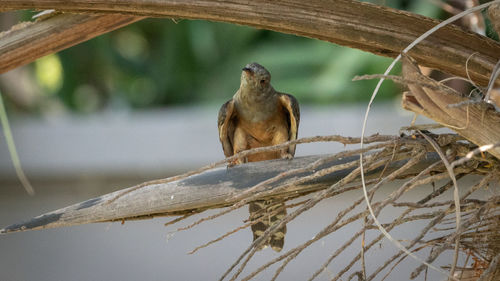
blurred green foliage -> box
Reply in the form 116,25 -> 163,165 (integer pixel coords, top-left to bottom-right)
0,0 -> 482,114
53,19 -> 405,112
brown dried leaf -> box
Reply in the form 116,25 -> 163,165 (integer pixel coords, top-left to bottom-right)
488,3 -> 500,36
401,54 -> 500,160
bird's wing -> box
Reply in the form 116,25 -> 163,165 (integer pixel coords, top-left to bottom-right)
217,99 -> 237,157
279,93 -> 300,156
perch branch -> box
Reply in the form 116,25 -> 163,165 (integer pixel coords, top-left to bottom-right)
0,150 -> 441,234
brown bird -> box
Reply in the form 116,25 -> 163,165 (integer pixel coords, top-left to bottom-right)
217,62 -> 300,251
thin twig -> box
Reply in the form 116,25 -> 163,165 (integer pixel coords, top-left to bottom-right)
0,90 -> 34,195
452,142 -> 500,168
275,149 -> 427,281
184,143 -> 393,235
107,134 -> 391,204
477,253 -> 500,281
418,130 -> 461,280
164,212 -> 198,227
365,174 -> 487,280
359,2 -> 499,279
189,201 -> 296,254
410,198 -> 497,279
224,152 -> 387,281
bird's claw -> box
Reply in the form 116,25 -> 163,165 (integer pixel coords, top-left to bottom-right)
226,158 -> 243,168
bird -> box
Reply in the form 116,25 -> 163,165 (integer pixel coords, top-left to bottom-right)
217,62 -> 300,252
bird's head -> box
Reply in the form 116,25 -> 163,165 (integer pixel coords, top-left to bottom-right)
240,62 -> 272,93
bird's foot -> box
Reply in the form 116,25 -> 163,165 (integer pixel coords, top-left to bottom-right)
227,159 -> 238,168
226,157 -> 244,167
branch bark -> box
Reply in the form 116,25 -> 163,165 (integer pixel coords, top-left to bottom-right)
1,0 -> 499,86
0,153 -> 439,234
0,12 -> 143,74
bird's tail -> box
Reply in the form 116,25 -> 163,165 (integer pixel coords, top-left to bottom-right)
249,199 -> 287,252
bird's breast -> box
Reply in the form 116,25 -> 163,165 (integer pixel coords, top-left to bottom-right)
236,106 -> 288,144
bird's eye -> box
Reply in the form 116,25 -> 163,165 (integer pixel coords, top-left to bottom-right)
260,79 -> 266,84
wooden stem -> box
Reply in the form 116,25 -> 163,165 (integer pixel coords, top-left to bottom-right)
0,13 -> 143,73
1,0 -> 499,86
0,153 -> 439,234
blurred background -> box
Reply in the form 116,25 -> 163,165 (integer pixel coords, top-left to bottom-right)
0,1 -> 498,281
0,1 -> 450,116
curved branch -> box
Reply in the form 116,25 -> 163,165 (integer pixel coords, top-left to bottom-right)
0,153 -> 439,234
0,13 -> 143,74
1,0 -> 500,86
